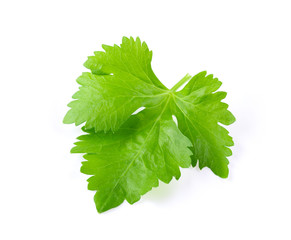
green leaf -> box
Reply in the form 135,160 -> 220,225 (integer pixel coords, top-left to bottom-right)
64,37 -> 236,212
72,103 -> 192,213
64,37 -> 167,132
172,71 -> 236,178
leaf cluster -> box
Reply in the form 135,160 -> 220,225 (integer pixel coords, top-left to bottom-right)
64,37 -> 235,213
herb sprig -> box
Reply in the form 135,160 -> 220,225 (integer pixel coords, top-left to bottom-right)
64,37 -> 235,213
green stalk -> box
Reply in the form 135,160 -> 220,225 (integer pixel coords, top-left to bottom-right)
170,74 -> 192,91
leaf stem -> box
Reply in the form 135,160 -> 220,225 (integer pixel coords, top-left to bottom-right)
171,74 -> 192,92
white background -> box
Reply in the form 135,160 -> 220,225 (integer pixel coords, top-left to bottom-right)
1,0 -> 290,239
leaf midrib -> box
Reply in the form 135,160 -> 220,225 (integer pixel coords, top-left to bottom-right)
98,97 -> 171,211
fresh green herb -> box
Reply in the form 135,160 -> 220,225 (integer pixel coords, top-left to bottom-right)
64,37 -> 235,213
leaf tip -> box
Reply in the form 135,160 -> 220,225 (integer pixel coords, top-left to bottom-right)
63,111 -> 73,124
70,146 -> 78,153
